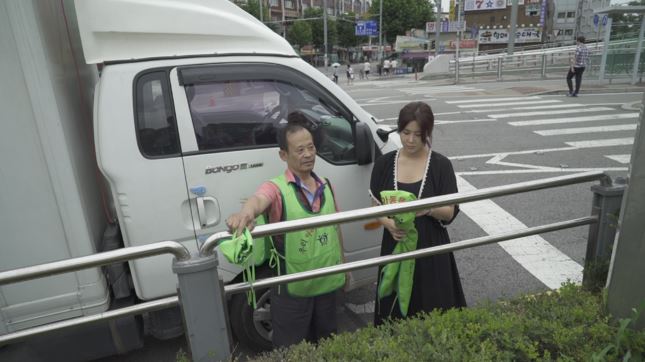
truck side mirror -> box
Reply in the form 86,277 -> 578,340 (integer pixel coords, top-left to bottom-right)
376,127 -> 397,142
356,122 -> 374,165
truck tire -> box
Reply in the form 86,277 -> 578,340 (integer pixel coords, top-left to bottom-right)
229,268 -> 274,352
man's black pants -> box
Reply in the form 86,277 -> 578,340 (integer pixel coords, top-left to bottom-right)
270,288 -> 337,348
566,66 -> 585,95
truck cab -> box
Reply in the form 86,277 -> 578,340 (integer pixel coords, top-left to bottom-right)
1,0 -> 400,356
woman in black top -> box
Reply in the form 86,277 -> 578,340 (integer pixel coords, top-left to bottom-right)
370,101 -> 466,325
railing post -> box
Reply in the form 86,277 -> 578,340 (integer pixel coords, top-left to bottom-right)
455,57 -> 460,84
541,53 -> 547,79
497,57 -> 503,81
583,177 -> 626,290
173,254 -> 232,362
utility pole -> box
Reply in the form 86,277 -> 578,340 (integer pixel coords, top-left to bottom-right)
435,1 -> 441,57
379,0 -> 383,62
455,0 -> 463,83
259,0 -> 263,22
508,0 -> 519,54
324,0 -> 329,70
575,0 -> 584,39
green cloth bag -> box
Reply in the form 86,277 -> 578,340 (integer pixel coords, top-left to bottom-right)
378,190 -> 418,317
218,215 -> 271,307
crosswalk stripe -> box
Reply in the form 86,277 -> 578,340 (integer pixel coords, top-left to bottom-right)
436,119 -> 498,124
468,103 -> 587,113
446,96 -> 543,104
605,154 -> 632,164
458,100 -> 560,108
489,107 -> 614,119
509,113 -> 639,126
457,176 -> 582,289
402,88 -> 484,94
565,138 -> 634,148
534,124 -> 637,136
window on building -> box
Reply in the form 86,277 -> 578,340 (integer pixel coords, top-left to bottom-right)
567,11 -> 576,18
269,0 -> 278,6
564,29 -> 574,36
557,12 -> 566,19
285,0 -> 293,8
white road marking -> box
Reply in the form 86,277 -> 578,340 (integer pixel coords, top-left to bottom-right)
534,124 -> 637,136
378,118 -> 496,125
468,103 -> 587,113
398,87 -> 484,94
451,136 -> 635,161
435,111 -> 463,116
359,99 -> 437,107
605,154 -> 632,164
458,100 -> 560,108
565,137 -> 634,148
446,96 -> 543,104
436,119 -> 497,125
456,167 -> 628,175
346,301 -> 375,314
456,176 -> 583,289
509,113 -> 640,127
489,107 -> 614,119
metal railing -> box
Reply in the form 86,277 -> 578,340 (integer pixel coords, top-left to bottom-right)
0,242 -> 190,345
449,38 -> 644,83
0,170 -> 620,361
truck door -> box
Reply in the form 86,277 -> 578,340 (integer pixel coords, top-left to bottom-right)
170,63 -> 379,285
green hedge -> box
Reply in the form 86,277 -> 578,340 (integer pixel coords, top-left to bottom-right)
250,283 -> 645,361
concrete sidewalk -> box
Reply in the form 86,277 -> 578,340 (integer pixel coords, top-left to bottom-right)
336,71 -> 645,98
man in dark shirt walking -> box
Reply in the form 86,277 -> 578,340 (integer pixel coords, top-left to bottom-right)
566,36 -> 589,97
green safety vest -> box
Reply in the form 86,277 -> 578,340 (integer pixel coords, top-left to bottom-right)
271,174 -> 345,297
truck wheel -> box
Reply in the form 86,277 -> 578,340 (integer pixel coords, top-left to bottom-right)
229,271 -> 273,352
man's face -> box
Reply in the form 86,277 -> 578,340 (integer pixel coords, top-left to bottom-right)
279,128 -> 316,174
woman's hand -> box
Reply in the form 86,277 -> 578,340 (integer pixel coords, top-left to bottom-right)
381,217 -> 406,241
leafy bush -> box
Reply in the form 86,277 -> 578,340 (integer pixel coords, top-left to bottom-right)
250,283 -> 645,362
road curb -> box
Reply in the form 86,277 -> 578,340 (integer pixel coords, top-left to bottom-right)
531,87 -> 645,96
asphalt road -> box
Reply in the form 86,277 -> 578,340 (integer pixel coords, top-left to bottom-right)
342,77 -> 641,311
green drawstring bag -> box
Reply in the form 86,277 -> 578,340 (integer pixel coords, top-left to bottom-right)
378,190 -> 418,317
218,215 -> 271,307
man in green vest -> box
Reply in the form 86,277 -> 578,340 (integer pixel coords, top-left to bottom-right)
226,112 -> 345,348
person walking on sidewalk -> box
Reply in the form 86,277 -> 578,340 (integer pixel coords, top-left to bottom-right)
364,61 -> 371,80
566,36 -> 589,97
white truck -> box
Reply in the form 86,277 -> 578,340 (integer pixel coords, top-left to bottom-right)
0,0 -> 398,358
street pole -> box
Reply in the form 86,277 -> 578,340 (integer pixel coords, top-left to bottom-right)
435,1 -> 441,57
379,0 -> 383,63
324,0 -> 328,71
455,0 -> 463,83
508,0 -> 519,55
259,0 -> 263,22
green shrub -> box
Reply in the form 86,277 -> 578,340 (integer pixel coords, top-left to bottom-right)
250,283 -> 645,362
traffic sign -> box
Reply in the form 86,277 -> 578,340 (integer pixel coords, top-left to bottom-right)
602,15 -> 608,26
355,20 -> 378,36
593,14 -> 599,27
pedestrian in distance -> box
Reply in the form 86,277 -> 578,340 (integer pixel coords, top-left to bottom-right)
347,64 -> 354,85
391,59 -> 398,76
226,112 -> 346,348
383,59 -> 391,77
332,66 -> 338,83
369,101 -> 466,326
364,61 -> 371,80
566,36 -> 589,97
